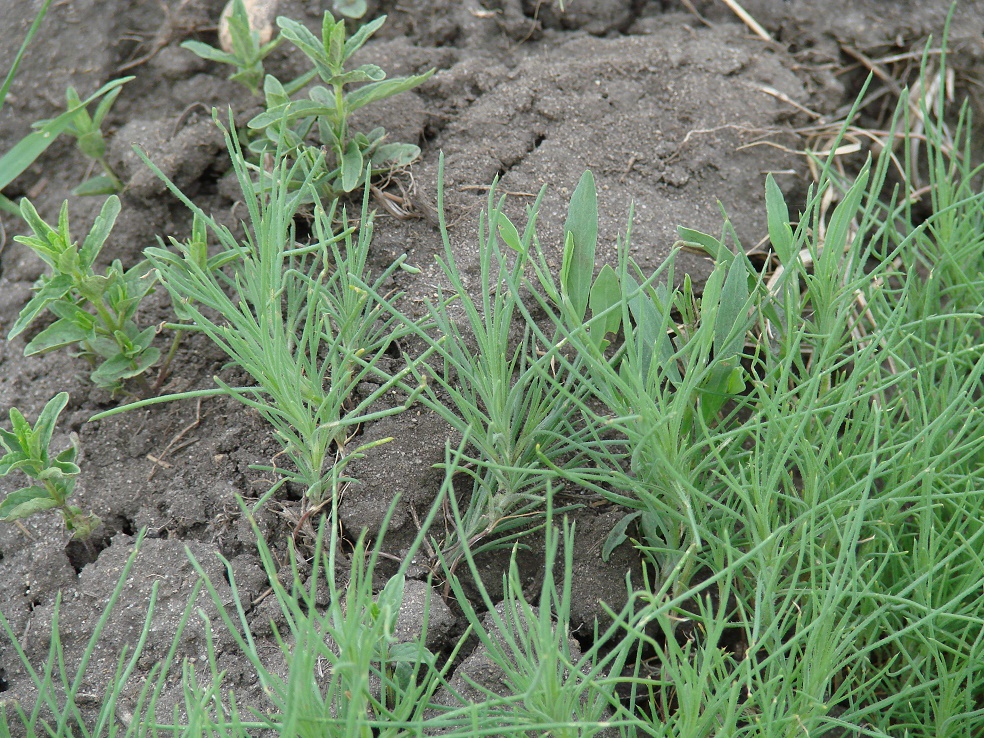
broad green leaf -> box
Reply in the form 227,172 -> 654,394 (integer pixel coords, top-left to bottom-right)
588,264 -> 622,349
340,140 -> 363,192
818,164 -> 869,279
34,392 -> 69,457
602,511 -> 640,562
327,17 -> 346,71
335,0 -> 368,21
39,460 -> 80,481
496,215 -> 523,253
79,195 -> 121,269
248,99 -> 335,128
75,129 -> 105,160
714,256 -> 749,360
765,174 -> 794,264
369,142 -> 419,168
0,450 -> 32,476
277,16 -> 328,66
561,170 -> 598,324
0,487 -> 58,520
330,64 -> 385,87
263,74 -> 289,108
699,359 -> 744,425
24,318 -> 91,355
344,71 -> 434,113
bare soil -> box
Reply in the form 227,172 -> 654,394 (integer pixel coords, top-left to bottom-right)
1,0 -> 982,728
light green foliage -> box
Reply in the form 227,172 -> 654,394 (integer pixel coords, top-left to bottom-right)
0,0 -> 130,216
246,11 -> 434,197
0,393 -> 99,538
9,196 -> 160,392
180,0 -> 282,95
140,114 -> 419,504
32,80 -> 131,195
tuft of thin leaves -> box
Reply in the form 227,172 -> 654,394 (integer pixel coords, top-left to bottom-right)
139,112 -> 420,506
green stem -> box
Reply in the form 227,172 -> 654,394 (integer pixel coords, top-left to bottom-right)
97,156 -> 124,192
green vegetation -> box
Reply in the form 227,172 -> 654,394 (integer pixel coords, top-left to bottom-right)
34,81 -> 130,195
180,0 -> 282,96
1,7 -> 983,738
0,0 -> 130,216
247,11 -> 433,198
8,196 -> 159,392
0,392 -> 99,538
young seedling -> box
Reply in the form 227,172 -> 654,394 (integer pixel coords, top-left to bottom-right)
8,196 -> 160,393
32,80 -> 132,195
181,0 -> 283,95
0,393 -> 100,538
0,0 -> 130,216
247,11 -> 434,197
136,113 -> 421,508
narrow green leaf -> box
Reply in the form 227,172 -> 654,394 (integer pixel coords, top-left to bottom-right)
1,0 -> 54,113
562,170 -> 598,323
765,174 -> 794,264
79,195 -> 121,269
714,256 -> 749,360
344,71 -> 434,113
340,140 -> 364,192
34,392 -> 69,456
589,264 -> 622,349
602,512 -> 640,562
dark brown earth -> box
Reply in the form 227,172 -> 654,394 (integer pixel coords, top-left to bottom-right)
1,0 -> 983,728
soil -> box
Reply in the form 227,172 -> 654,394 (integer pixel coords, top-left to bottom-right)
1,0 -> 982,730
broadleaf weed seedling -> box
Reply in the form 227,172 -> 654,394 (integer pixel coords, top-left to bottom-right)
8,195 -> 160,393
31,79 -> 133,196
0,392 -> 99,538
181,0 -> 285,96
246,11 -> 434,198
